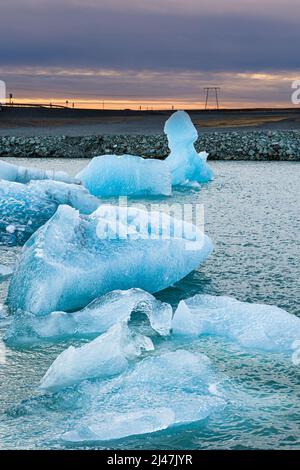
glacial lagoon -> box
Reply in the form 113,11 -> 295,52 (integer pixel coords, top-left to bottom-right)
0,158 -> 299,449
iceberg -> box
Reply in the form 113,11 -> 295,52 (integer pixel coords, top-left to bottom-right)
165,111 -> 214,186
40,322 -> 154,392
5,288 -> 172,346
62,350 -> 225,443
0,159 -> 78,185
0,179 -> 100,245
172,294 -> 300,352
76,112 -> 213,196
7,204 -> 212,315
77,154 -> 172,197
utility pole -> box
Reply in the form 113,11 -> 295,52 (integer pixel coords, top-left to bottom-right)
203,87 -> 221,110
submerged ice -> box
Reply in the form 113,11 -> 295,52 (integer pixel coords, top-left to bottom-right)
172,294 -> 300,352
5,288 -> 172,346
0,179 -> 100,245
40,322 -> 154,392
61,350 -> 225,443
77,154 -> 172,197
63,408 -> 175,443
0,159 -> 78,185
7,204 -> 212,315
165,111 -> 214,187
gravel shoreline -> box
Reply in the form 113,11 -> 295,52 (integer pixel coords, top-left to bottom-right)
0,130 -> 300,160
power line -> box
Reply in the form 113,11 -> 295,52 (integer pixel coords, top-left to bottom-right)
203,87 -> 221,110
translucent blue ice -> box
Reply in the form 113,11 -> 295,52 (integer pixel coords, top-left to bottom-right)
0,159 -> 78,184
172,294 -> 300,352
5,288 -> 172,346
77,154 -> 172,197
7,205 -> 212,315
77,112 -> 213,196
165,111 -> 214,187
63,408 -> 175,443
40,322 -> 154,392
0,264 -> 13,283
0,179 -> 100,245
61,350 -> 225,443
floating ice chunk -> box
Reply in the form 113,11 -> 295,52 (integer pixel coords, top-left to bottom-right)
165,111 -> 214,186
63,408 -> 175,443
0,179 -> 100,245
0,264 -> 13,282
77,154 -> 172,197
7,205 -> 212,315
0,159 -> 79,184
40,322 -> 154,392
5,288 -> 172,346
172,294 -> 300,352
61,350 -> 225,443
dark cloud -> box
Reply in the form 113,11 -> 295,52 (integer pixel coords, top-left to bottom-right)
0,3 -> 299,72
1,1 -> 299,106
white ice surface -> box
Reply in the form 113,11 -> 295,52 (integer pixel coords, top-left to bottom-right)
40,322 -> 154,392
172,294 -> 300,352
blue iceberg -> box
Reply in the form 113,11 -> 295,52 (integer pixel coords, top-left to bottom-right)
5,288 -> 172,347
77,154 -> 172,197
172,294 -> 300,352
0,159 -> 78,184
40,322 -> 154,392
7,204 -> 212,315
77,112 -> 213,197
0,179 -> 100,245
61,350 -> 225,443
165,111 -> 214,187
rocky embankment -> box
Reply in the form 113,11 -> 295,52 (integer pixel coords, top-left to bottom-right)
0,130 -> 299,160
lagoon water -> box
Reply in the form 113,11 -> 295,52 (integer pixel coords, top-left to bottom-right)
0,159 -> 299,449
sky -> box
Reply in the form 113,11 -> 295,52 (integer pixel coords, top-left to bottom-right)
0,0 -> 299,109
